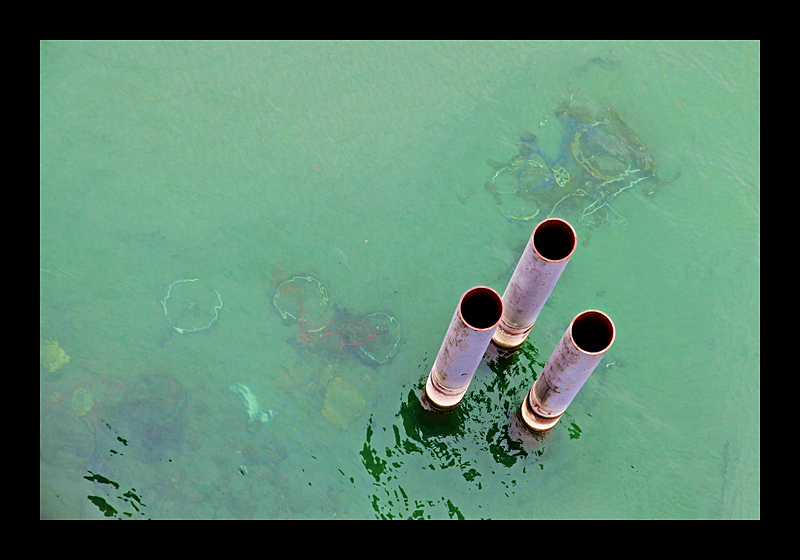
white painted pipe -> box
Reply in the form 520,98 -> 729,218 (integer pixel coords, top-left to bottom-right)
520,310 -> 616,431
422,286 -> 503,411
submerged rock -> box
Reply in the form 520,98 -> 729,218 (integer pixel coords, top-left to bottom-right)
321,377 -> 365,431
40,340 -> 70,373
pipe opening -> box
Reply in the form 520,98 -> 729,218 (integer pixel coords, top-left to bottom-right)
533,219 -> 576,262
571,310 -> 615,353
460,287 -> 503,330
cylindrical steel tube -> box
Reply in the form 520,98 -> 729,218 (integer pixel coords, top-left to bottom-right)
492,218 -> 576,349
422,286 -> 504,411
520,310 -> 616,431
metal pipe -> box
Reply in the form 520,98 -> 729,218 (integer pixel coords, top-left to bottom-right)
492,218 -> 577,349
519,310 -> 616,431
422,286 -> 504,412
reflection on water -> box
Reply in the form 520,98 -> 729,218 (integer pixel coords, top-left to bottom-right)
359,343 -> 554,519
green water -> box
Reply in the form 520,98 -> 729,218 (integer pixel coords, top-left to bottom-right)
40,40 -> 759,519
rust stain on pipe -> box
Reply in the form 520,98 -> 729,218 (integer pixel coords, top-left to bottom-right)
493,218 -> 576,349
520,310 -> 615,431
422,286 -> 503,412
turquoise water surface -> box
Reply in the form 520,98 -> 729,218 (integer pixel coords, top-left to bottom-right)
40,40 -> 759,519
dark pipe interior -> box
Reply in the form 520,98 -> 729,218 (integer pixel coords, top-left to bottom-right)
571,311 -> 614,353
460,288 -> 503,330
533,219 -> 576,261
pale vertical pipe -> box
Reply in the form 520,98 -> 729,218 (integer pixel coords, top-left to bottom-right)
422,286 -> 504,412
492,218 -> 576,349
520,310 -> 616,431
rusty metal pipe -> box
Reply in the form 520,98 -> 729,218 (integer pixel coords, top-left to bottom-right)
422,286 -> 504,412
492,218 -> 577,349
520,310 -> 616,431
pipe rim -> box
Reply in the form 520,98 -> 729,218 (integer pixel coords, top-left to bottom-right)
457,286 -> 503,332
569,309 -> 616,355
531,218 -> 577,263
